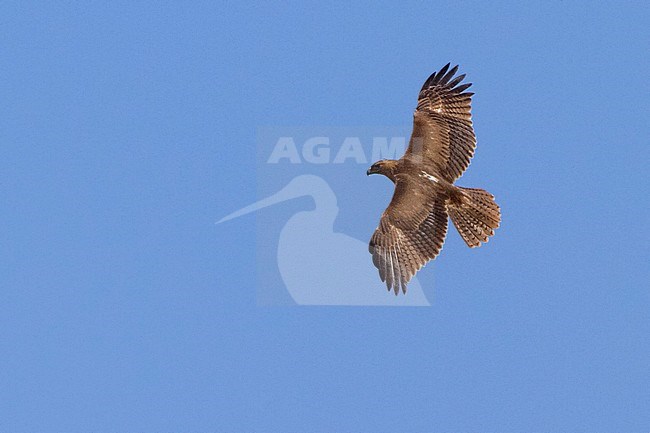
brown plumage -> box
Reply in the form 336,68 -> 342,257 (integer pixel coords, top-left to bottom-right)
367,64 -> 501,295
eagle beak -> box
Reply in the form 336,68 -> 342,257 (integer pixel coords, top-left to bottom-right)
366,166 -> 376,176
366,169 -> 371,176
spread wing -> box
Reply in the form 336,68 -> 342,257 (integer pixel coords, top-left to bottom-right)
369,174 -> 448,294
405,64 -> 476,182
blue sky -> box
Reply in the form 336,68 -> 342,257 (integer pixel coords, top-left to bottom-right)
1,1 -> 648,432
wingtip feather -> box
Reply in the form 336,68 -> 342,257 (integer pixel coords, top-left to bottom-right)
440,64 -> 459,84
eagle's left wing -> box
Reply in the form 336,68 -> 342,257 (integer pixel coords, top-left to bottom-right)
369,174 -> 448,294
404,64 -> 476,182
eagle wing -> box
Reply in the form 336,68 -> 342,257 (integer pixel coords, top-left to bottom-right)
405,64 -> 476,182
369,174 -> 448,294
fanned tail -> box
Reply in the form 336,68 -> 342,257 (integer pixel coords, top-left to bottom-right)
448,187 -> 500,248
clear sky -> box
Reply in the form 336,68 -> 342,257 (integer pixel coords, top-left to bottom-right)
1,1 -> 648,432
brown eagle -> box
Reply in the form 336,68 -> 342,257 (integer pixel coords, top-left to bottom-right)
367,63 -> 501,294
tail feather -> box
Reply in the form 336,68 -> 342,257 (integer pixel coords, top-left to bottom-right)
448,187 -> 501,248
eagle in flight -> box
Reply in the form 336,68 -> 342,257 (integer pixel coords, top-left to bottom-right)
367,63 -> 501,295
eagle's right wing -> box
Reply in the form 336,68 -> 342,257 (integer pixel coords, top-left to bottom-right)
369,174 -> 448,294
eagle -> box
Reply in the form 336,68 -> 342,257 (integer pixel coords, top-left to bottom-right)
367,63 -> 501,295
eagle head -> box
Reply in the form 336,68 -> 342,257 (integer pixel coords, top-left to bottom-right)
367,159 -> 399,180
